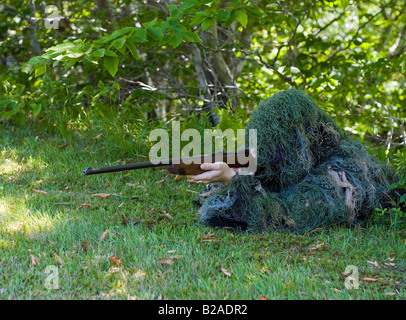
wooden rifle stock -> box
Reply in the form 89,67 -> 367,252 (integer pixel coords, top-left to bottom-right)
82,148 -> 250,176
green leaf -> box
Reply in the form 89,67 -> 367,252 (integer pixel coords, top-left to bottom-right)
170,34 -> 183,48
130,28 -> 147,43
104,56 -> 119,77
2,109 -> 19,119
191,11 -> 209,26
45,42 -> 76,53
179,0 -> 200,11
91,48 -> 105,58
35,64 -> 47,77
246,6 -> 265,18
126,41 -> 139,60
97,27 -> 135,44
217,9 -> 231,23
32,104 -> 41,117
147,27 -> 163,41
236,10 -> 248,28
104,50 -> 118,57
202,18 -> 215,30
168,5 -> 180,18
112,37 -> 126,50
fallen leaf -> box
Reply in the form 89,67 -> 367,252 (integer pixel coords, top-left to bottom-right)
385,292 -> 396,296
33,189 -> 48,195
154,258 -> 174,265
362,277 -> 378,282
54,253 -> 63,265
106,181 -> 110,188
201,234 -> 218,242
367,260 -> 381,269
78,203 -> 92,210
100,229 -> 109,242
167,250 -> 176,254
108,256 -> 124,265
389,251 -> 397,256
220,268 -> 231,277
174,175 -> 183,181
34,180 -> 43,185
108,267 -> 120,273
156,179 -> 165,184
169,255 -> 184,260
92,193 -> 111,199
30,254 -> 40,266
259,295 -> 269,300
309,242 -> 325,251
118,203 -> 124,208
384,262 -> 396,267
162,211 -> 173,220
186,189 -> 198,194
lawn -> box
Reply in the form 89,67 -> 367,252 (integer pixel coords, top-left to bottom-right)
0,116 -> 404,300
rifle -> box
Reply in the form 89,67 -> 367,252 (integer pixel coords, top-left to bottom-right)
82,148 -> 250,176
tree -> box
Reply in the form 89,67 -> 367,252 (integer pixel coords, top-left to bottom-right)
0,0 -> 405,154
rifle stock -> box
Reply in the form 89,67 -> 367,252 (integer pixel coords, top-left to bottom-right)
82,148 -> 250,176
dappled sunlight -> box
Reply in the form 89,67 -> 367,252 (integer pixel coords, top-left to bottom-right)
0,196 -> 58,237
0,155 -> 48,176
0,159 -> 22,175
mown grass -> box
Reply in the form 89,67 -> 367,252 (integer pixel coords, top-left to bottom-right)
0,115 -> 405,300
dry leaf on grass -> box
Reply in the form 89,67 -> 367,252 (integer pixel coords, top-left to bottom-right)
33,189 -> 48,195
54,254 -> 63,265
174,175 -> 183,181
30,254 -> 40,266
100,229 -> 109,241
201,234 -> 218,242
384,262 -> 396,267
169,255 -> 184,260
220,268 -> 231,277
156,179 -> 165,184
160,210 -> 173,220
78,203 -> 92,210
108,267 -> 120,274
92,193 -> 111,199
309,242 -> 325,251
154,258 -> 174,265
259,295 -> 269,300
362,277 -> 378,282
367,260 -> 381,268
108,256 -> 124,265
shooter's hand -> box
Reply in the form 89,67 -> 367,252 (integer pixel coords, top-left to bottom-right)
187,162 -> 237,185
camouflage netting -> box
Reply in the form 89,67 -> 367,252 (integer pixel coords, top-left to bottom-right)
197,89 -> 399,233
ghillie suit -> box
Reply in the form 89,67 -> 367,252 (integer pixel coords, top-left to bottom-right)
197,89 -> 399,233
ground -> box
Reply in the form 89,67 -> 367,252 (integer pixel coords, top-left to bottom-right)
0,118 -> 404,300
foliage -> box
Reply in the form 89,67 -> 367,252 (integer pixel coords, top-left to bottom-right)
372,150 -> 406,228
0,0 -> 404,155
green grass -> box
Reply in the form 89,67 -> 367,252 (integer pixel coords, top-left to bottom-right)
0,116 -> 405,300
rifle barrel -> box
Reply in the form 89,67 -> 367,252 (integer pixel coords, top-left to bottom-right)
82,161 -> 161,176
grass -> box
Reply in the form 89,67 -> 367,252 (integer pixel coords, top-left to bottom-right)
0,114 -> 405,300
